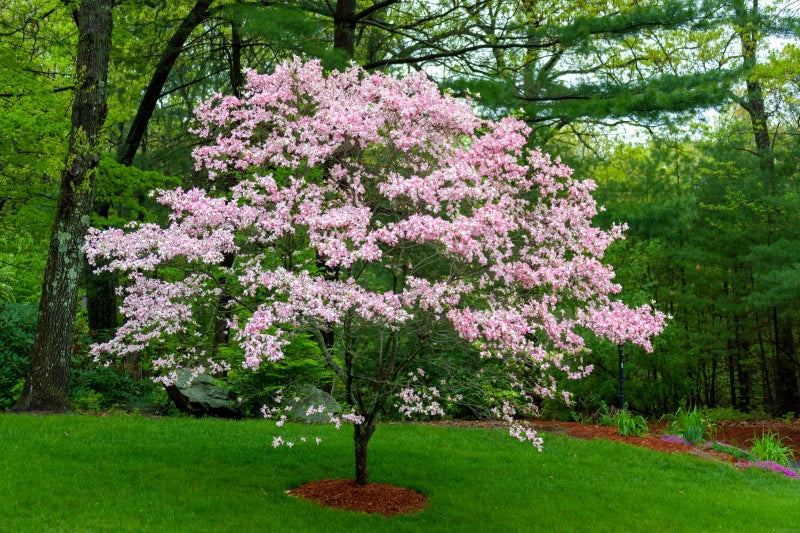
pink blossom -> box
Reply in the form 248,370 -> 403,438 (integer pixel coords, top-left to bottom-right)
84,57 -> 666,451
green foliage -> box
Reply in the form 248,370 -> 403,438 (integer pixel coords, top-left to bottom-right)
0,299 -> 168,413
705,407 -> 765,422
665,406 -> 715,446
93,156 -> 181,228
598,402 -> 616,427
708,442 -> 753,461
617,409 -> 648,437
0,226 -> 50,303
227,333 -> 334,417
223,2 -> 344,69
69,361 -> 166,414
0,301 -> 37,408
749,430 -> 795,467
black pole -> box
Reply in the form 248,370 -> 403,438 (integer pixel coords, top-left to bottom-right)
618,344 -> 625,409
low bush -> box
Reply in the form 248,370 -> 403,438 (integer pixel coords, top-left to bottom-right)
0,301 -> 37,408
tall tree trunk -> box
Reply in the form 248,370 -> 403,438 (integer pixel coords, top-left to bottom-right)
12,0 -> 113,412
85,199 -> 118,337
733,312 -> 751,411
774,312 -> 799,415
85,0 -> 216,340
710,349 -> 718,407
210,20 -> 244,362
333,0 -> 357,58
734,1 -> 797,414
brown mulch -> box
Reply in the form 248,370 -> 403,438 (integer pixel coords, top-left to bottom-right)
288,418 -> 800,517
287,478 -> 428,517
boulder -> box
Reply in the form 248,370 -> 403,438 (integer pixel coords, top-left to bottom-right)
165,369 -> 243,419
287,385 -> 342,423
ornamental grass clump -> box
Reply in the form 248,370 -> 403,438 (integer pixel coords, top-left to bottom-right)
613,406 -> 648,437
749,430 -> 794,467
665,406 -> 714,446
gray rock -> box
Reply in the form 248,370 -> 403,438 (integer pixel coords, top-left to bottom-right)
286,385 -> 342,423
165,369 -> 243,419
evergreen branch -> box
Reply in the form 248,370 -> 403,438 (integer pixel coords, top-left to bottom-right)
0,86 -> 73,98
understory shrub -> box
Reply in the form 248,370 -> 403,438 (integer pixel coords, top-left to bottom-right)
69,361 -> 166,413
704,407 -> 767,422
0,301 -> 37,408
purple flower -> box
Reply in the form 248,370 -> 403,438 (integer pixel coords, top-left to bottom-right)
660,433 -> 691,446
736,460 -> 799,479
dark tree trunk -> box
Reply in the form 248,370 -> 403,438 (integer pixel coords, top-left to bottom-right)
353,420 -> 377,486
726,353 -> 737,409
733,313 -> 751,411
773,312 -> 799,416
85,199 -> 118,336
209,25 -> 243,362
12,0 -> 113,412
229,18 -> 244,98
211,252 -> 236,362
333,0 -> 357,57
85,0 -> 215,345
709,351 -> 718,407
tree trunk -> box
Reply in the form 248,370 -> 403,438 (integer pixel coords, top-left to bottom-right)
209,25 -> 243,362
12,0 -> 113,412
773,311 -> 799,416
333,0 -> 357,58
85,199 -> 118,337
354,420 -> 377,486
733,313 -> 751,411
85,0 -> 216,347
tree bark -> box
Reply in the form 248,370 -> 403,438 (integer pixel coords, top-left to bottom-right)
773,312 -> 799,416
85,0 -> 216,339
333,0 -> 357,58
12,0 -> 113,412
353,420 -> 376,486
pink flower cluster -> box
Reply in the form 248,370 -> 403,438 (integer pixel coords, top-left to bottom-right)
84,57 -> 666,445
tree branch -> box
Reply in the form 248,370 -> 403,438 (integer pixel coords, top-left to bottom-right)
117,0 -> 215,166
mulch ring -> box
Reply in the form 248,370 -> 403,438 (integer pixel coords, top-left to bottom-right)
287,478 -> 428,517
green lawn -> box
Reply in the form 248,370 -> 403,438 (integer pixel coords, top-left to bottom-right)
1,414 -> 798,532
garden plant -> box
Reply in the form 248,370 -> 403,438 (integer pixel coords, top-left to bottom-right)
665,406 -> 714,446
749,430 -> 795,466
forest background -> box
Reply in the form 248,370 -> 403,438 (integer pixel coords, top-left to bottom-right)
2,0 -> 799,420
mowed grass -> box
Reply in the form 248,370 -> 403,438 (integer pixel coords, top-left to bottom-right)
1,415 -> 799,533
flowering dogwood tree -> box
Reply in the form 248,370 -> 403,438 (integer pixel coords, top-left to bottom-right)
85,58 -> 665,485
